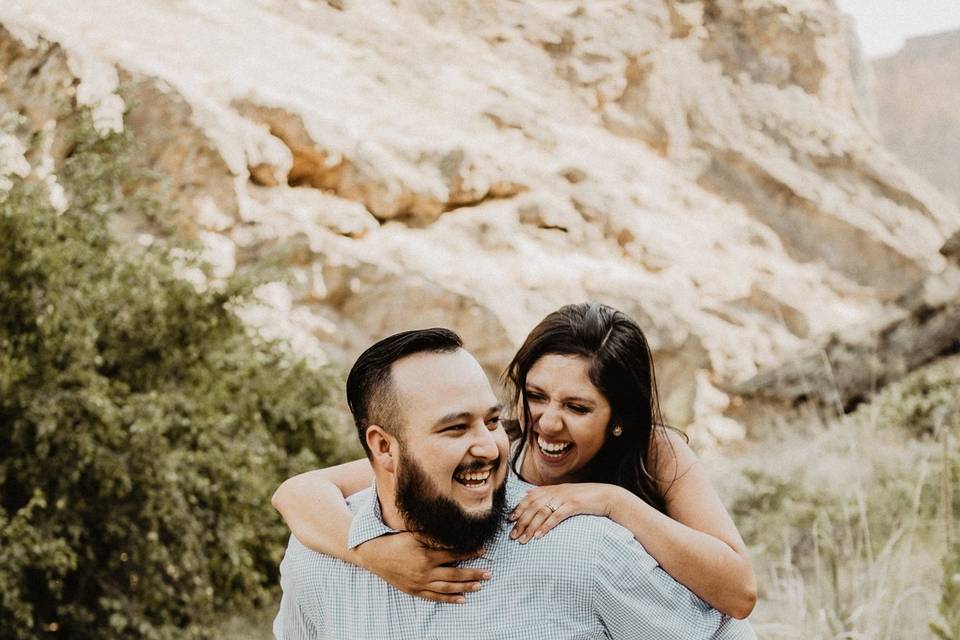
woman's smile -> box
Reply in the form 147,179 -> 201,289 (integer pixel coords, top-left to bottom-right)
535,435 -> 574,461
520,354 -> 612,485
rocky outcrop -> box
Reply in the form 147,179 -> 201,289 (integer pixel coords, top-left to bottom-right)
1,1 -> 958,441
872,29 -> 960,209
724,226 -> 960,440
730,228 -> 960,422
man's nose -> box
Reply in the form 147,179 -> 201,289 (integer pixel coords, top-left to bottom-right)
469,423 -> 500,460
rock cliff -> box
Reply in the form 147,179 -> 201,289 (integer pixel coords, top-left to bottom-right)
1,0 -> 957,441
872,29 -> 960,209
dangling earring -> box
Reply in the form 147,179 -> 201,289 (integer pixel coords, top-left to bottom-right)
612,425 -> 623,437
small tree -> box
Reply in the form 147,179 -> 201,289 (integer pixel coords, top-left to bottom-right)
0,115 -> 352,639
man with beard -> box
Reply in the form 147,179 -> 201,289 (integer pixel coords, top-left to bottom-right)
273,328 -> 754,640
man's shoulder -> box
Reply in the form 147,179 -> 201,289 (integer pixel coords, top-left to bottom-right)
516,509 -> 659,577
345,486 -> 374,513
555,511 -> 655,558
506,476 -> 655,563
279,531 -> 356,591
280,534 -> 332,577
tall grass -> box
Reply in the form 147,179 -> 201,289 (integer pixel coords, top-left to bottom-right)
722,356 -> 960,639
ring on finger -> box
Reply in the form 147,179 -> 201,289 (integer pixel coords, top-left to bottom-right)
546,502 -> 558,513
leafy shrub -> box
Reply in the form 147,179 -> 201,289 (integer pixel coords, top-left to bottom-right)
874,359 -> 960,438
931,427 -> 960,639
0,115 -> 353,639
931,541 -> 960,639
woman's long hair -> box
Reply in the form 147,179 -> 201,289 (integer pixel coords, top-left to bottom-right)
503,302 -> 677,513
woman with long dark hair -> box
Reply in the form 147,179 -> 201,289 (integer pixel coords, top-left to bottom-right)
272,302 -> 756,618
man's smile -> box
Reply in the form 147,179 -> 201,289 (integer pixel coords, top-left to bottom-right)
453,467 -> 493,487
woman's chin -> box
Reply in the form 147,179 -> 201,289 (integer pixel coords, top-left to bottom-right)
532,444 -> 577,482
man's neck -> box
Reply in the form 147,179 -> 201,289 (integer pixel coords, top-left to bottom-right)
374,478 -> 406,531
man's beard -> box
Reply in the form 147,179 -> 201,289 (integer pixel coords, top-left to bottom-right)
394,453 -> 507,555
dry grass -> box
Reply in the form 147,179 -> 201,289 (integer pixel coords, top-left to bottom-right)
716,358 -> 959,639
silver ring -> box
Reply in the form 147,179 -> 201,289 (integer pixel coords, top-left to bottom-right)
546,503 -> 558,513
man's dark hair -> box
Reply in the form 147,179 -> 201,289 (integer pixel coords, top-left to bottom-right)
346,328 -> 463,457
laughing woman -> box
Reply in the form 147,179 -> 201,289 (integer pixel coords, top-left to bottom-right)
272,302 -> 757,618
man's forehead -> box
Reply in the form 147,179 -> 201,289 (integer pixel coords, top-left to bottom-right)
390,349 -> 497,420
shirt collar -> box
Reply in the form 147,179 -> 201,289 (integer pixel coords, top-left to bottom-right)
347,481 -> 397,549
346,472 -> 533,550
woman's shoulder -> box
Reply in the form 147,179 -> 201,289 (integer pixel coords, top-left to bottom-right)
648,427 -> 698,495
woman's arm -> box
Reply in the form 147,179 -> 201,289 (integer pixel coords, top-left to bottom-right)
271,459 -> 491,603
611,431 -> 756,618
509,432 -> 757,618
271,459 -> 374,558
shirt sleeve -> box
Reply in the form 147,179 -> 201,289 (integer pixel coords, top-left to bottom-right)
593,523 -> 756,640
273,536 -> 322,640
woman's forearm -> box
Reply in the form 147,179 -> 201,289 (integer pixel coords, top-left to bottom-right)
271,470 -> 360,564
608,487 -> 757,619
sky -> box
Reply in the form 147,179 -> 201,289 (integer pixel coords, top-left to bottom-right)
835,0 -> 960,58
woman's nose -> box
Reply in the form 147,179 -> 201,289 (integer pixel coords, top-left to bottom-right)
538,405 -> 563,433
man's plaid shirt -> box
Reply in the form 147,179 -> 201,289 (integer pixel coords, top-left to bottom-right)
274,474 -> 755,640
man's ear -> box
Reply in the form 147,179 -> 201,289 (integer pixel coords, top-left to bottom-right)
366,425 -> 398,473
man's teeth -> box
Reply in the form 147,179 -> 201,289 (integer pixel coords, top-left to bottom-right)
455,469 -> 491,484
537,436 -> 573,455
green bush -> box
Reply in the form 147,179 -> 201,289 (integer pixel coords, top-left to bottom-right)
931,439 -> 960,639
931,543 -> 960,639
874,360 -> 960,438
0,115 -> 353,639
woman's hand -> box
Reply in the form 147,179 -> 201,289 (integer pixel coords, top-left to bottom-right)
353,532 -> 492,604
509,483 -> 625,543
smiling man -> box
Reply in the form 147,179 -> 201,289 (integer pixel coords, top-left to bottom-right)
273,328 -> 755,640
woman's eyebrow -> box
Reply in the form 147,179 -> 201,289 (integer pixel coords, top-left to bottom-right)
525,384 -> 596,406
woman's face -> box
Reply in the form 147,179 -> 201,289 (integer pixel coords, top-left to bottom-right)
519,354 -> 612,485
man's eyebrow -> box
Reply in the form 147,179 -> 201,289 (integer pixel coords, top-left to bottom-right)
433,404 -> 503,428
433,411 -> 471,428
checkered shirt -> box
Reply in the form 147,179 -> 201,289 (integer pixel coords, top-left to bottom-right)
273,474 -> 755,640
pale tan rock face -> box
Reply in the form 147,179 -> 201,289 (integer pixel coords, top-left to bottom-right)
872,30 -> 960,210
1,1 -> 957,439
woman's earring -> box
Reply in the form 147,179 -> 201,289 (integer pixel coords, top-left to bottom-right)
612,425 -> 623,437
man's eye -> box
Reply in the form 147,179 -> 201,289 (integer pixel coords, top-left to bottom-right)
443,424 -> 467,433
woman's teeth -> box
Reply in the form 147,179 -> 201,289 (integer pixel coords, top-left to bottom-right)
455,469 -> 492,486
537,436 -> 573,457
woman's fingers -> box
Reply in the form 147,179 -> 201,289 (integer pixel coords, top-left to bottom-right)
426,579 -> 484,595
531,507 -> 570,539
430,566 -> 492,583
416,575 -> 489,603
417,590 -> 468,604
508,497 -> 532,522
509,502 -> 541,539
509,488 -> 546,521
512,502 -> 556,543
